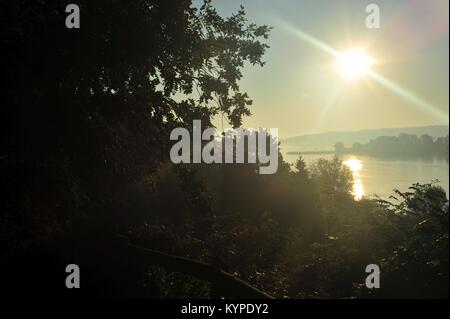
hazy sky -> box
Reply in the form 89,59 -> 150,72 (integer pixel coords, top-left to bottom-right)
210,0 -> 449,138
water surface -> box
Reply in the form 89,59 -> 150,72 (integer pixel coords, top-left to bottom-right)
281,145 -> 449,200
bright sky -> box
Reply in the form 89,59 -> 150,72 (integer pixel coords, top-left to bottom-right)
210,0 -> 449,138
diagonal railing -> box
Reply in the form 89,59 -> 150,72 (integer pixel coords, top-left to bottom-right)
117,235 -> 274,299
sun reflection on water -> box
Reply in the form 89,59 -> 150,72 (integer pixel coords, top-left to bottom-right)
343,158 -> 364,200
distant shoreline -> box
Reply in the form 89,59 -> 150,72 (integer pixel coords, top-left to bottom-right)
286,150 -> 335,155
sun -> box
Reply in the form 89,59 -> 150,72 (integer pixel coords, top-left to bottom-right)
336,49 -> 373,80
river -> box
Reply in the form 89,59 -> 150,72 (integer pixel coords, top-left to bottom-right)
281,146 -> 449,200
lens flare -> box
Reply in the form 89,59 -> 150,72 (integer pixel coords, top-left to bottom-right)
336,49 -> 373,80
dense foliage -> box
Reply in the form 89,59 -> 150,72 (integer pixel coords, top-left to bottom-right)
127,156 -> 448,298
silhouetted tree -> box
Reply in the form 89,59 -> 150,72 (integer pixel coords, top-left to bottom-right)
1,0 -> 270,297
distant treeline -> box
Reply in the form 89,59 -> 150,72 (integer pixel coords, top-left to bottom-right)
335,133 -> 449,158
